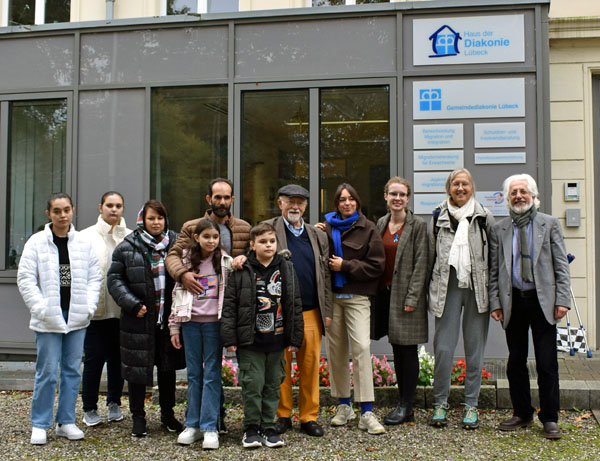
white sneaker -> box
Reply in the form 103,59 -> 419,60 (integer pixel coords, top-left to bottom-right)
56,423 -> 85,440
30,427 -> 47,445
177,427 -> 202,445
202,431 -> 219,450
330,404 -> 355,426
358,411 -> 386,435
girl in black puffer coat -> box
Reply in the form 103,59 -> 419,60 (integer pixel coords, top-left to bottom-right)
108,200 -> 185,437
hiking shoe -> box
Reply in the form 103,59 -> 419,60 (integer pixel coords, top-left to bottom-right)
56,423 -> 84,440
462,405 -> 479,430
107,402 -> 123,422
30,427 -> 47,445
430,403 -> 449,428
83,409 -> 103,427
202,430 -> 219,450
132,417 -> 147,437
161,414 -> 183,433
261,428 -> 285,448
330,404 -> 355,426
358,411 -> 386,435
275,416 -> 292,434
177,427 -> 202,445
242,425 -> 263,448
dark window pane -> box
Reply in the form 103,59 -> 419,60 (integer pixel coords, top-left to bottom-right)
241,90 -> 310,225
9,0 -> 35,25
208,0 -> 238,13
151,86 -> 228,232
7,100 -> 67,269
167,0 -> 197,14
357,0 -> 389,4
320,86 -> 389,223
45,0 -> 70,23
313,0 -> 345,6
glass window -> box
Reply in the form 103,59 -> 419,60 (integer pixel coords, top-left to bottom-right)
9,0 -> 35,25
241,90 -> 310,225
320,86 -> 389,222
167,0 -> 197,14
45,0 -> 70,23
151,86 -> 228,232
7,99 -> 67,269
208,0 -> 238,13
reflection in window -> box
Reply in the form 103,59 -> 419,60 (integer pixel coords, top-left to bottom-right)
167,0 -> 197,14
241,90 -> 310,225
320,86 -> 389,223
151,86 -> 228,232
313,0 -> 344,5
9,0 -> 35,25
45,0 -> 70,23
7,100 -> 67,269
208,0 -> 238,13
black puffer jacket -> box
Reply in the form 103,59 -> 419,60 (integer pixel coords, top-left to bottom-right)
108,229 -> 185,386
221,251 -> 304,349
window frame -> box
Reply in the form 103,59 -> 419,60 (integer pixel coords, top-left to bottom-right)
0,91 -> 73,276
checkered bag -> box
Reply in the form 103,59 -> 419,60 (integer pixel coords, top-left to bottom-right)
556,327 -> 588,353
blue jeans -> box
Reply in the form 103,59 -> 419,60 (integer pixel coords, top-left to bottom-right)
181,321 -> 222,431
31,323 -> 87,428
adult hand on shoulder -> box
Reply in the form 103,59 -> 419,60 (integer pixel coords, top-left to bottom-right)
491,309 -> 504,322
227,345 -> 237,352
171,334 -> 182,349
181,271 -> 204,295
404,305 -> 416,312
324,317 -> 332,329
554,305 -> 569,320
314,222 -> 326,232
232,255 -> 247,270
137,304 -> 147,318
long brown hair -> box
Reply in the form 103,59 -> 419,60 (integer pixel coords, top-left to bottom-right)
332,183 -> 362,213
189,218 -> 223,276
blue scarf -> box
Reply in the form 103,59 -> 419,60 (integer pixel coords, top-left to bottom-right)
325,211 -> 360,288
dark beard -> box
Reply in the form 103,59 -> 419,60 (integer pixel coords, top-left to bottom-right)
211,204 -> 230,218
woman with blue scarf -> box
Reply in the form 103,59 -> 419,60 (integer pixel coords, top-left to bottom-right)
322,184 -> 386,435
108,200 -> 185,437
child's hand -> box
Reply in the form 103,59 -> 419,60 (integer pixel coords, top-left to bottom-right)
171,334 -> 182,349
232,255 -> 247,270
287,346 -> 298,352
227,345 -> 237,352
324,317 -> 332,329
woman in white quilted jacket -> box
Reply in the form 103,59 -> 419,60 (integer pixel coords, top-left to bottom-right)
17,193 -> 101,446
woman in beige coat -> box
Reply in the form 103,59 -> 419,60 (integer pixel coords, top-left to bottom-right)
371,177 -> 428,425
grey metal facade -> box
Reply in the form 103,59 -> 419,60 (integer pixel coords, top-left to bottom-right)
0,0 -> 550,358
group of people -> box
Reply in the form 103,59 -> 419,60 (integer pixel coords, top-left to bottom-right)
16,168 -> 571,449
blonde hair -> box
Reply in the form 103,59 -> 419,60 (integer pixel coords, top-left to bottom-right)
384,176 -> 411,197
445,168 -> 476,196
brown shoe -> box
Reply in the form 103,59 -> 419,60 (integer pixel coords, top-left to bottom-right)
542,422 -> 561,439
498,415 -> 534,431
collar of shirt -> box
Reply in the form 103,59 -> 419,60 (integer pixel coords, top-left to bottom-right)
283,217 -> 305,237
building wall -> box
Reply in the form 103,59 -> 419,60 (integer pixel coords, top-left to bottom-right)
549,0 -> 600,348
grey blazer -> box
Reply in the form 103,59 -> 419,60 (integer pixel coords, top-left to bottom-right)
489,211 -> 571,328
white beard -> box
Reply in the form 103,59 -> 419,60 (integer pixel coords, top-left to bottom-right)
286,211 -> 302,224
509,200 -> 533,215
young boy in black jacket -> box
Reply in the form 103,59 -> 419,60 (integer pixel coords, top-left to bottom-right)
221,223 -> 304,449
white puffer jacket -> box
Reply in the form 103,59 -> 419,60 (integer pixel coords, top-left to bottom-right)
80,216 -> 130,320
17,223 -> 102,333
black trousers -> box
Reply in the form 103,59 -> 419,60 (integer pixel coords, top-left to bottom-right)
506,289 -> 560,423
128,370 -> 176,419
81,318 -> 124,412
391,344 -> 419,406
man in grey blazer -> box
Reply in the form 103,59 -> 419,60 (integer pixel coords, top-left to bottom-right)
489,174 -> 571,439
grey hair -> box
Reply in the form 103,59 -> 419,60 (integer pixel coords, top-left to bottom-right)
502,174 -> 541,210
445,168 -> 476,196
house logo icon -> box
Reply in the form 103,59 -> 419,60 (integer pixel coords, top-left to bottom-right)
419,89 -> 442,111
429,25 -> 461,58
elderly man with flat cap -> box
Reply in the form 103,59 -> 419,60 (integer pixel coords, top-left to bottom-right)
261,185 -> 333,437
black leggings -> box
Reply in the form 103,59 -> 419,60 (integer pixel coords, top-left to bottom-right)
391,344 -> 419,406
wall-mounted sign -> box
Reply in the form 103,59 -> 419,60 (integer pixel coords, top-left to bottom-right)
413,78 -> 525,120
476,191 -> 509,216
414,172 -> 449,193
413,124 -> 463,149
474,122 -> 526,148
414,150 -> 464,171
414,194 -> 447,215
413,15 -> 525,66
474,152 -> 526,164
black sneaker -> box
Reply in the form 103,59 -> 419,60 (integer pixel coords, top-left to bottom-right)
242,425 -> 263,449
274,417 -> 292,434
132,417 -> 147,437
261,428 -> 285,448
218,418 -> 228,434
161,414 -> 183,433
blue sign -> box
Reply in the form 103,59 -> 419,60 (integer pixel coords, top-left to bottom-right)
419,89 -> 442,111
429,25 -> 462,58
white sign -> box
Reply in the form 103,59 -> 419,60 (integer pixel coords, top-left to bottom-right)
414,172 -> 449,193
414,194 -> 447,215
414,150 -> 464,171
476,191 -> 509,216
413,78 -> 525,120
474,122 -> 526,148
474,152 -> 526,164
413,15 -> 525,66
413,124 -> 463,149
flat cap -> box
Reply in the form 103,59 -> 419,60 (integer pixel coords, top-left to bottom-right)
277,184 -> 309,200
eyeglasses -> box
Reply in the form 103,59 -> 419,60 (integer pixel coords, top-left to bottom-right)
387,192 -> 408,198
280,198 -> 307,207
